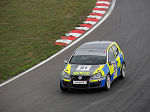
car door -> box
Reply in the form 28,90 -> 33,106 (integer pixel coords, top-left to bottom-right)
112,44 -> 121,77
108,47 -> 117,81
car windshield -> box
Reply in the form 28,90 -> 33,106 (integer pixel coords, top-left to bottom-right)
70,55 -> 106,65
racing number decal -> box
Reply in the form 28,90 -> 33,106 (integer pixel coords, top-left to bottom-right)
76,65 -> 91,71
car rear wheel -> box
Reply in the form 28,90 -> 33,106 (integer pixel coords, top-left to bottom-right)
120,63 -> 126,79
104,75 -> 111,90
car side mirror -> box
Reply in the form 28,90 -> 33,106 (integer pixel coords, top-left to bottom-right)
64,60 -> 68,64
109,60 -> 115,65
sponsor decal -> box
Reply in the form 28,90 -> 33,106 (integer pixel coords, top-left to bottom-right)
73,72 -> 90,75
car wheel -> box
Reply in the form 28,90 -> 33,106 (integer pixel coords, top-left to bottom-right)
120,63 -> 126,79
104,75 -> 111,90
60,82 -> 68,91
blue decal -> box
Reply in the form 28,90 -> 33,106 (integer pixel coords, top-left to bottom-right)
119,53 -> 123,64
117,67 -> 120,76
115,60 -> 118,66
110,73 -> 114,81
100,79 -> 105,87
102,64 -> 109,75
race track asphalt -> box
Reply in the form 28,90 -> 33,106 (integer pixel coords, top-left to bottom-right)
0,0 -> 150,112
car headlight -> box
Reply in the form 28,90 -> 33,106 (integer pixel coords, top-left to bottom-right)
91,72 -> 102,79
61,71 -> 70,79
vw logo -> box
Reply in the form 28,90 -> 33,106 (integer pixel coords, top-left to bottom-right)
78,76 -> 82,80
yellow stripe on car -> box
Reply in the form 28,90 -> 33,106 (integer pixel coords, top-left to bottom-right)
64,64 -> 71,74
64,79 -> 71,82
101,70 -> 105,77
89,80 -> 99,82
93,65 -> 104,75
109,64 -> 114,75
116,56 -> 121,68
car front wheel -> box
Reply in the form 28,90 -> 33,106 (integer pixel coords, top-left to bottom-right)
60,82 -> 68,91
104,75 -> 111,90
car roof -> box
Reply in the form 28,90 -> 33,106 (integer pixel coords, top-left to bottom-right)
74,41 -> 115,56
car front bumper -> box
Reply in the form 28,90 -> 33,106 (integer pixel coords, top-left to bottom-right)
60,77 -> 105,89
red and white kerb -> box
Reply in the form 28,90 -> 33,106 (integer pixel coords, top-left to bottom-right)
54,0 -> 111,46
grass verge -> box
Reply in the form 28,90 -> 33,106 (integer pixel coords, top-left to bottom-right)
0,0 -> 97,82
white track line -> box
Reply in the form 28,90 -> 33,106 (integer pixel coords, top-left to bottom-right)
0,0 -> 116,87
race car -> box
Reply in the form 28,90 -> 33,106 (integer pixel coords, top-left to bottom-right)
60,41 -> 126,91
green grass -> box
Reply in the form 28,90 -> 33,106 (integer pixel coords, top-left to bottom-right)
0,0 -> 97,82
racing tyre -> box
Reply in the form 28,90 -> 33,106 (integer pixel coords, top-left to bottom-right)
60,82 -> 68,91
120,63 -> 126,79
104,75 -> 111,90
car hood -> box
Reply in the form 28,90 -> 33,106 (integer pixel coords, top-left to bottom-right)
64,64 -> 105,76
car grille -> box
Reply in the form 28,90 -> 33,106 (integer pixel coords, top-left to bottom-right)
71,76 -> 90,81
72,84 -> 88,88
